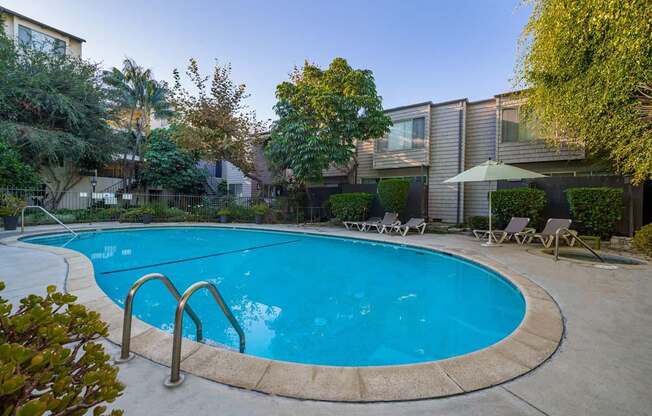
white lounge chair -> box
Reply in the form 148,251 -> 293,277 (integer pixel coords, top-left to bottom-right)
473,217 -> 533,244
367,212 -> 400,233
518,218 -> 577,248
392,218 -> 427,236
343,217 -> 379,231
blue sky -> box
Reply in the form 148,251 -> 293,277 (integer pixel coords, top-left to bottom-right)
3,0 -> 532,121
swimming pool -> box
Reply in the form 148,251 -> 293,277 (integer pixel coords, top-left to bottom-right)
25,227 -> 525,367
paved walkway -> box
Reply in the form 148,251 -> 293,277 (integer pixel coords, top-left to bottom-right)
1,223 -> 651,415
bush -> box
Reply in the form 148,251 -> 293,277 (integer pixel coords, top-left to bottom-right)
252,203 -> 269,216
466,215 -> 497,230
328,193 -> 373,221
632,224 -> 652,257
491,188 -> 547,228
217,208 -> 232,217
229,205 -> 256,222
0,195 -> 27,217
377,179 -> 410,214
566,187 -> 623,239
0,282 -> 124,415
119,207 -> 155,222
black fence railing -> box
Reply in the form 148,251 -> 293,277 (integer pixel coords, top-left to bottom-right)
1,188 -> 331,226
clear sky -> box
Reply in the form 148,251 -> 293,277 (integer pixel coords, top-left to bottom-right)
2,0 -> 532,121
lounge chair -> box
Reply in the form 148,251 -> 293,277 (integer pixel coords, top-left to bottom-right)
367,212 -> 400,233
392,218 -> 427,236
518,218 -> 577,248
473,217 -> 533,244
343,217 -> 379,231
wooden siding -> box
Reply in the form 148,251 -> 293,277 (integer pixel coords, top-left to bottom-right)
225,161 -> 252,197
427,101 -> 465,223
373,148 -> 428,169
498,141 -> 585,164
356,139 -> 375,181
496,95 -> 585,164
322,163 -> 351,177
372,104 -> 431,169
464,100 -> 497,219
356,103 -> 430,180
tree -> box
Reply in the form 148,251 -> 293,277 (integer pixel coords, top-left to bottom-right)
518,0 -> 652,185
140,128 -> 206,194
0,29 -> 119,206
266,58 -> 391,184
169,59 -> 264,177
103,58 -> 174,183
0,137 -> 40,188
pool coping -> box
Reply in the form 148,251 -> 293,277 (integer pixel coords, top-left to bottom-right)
2,223 -> 564,402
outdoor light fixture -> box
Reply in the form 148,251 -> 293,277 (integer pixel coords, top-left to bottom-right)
91,169 -> 98,193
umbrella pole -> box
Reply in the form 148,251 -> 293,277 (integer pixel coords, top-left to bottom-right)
482,183 -> 500,247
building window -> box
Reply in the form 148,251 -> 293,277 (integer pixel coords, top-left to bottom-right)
17,25 -> 66,55
228,183 -> 243,197
376,117 -> 425,152
501,107 -> 535,142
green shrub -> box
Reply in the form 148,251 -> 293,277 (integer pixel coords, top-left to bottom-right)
491,188 -> 547,228
119,207 -> 155,222
229,205 -> 256,222
566,187 -> 623,239
90,207 -> 124,221
190,204 -> 214,220
377,179 -> 410,214
0,282 -> 124,416
253,203 -> 269,216
0,195 -> 27,216
217,208 -> 232,217
632,224 -> 652,257
466,215 -> 497,230
328,193 -> 373,221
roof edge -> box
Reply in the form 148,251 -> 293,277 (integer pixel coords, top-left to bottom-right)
0,6 -> 86,43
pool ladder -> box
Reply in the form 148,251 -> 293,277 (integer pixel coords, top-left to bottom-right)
554,227 -> 604,263
115,273 -> 245,387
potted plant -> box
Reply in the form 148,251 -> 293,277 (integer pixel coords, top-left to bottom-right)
0,195 -> 27,231
253,203 -> 269,224
217,208 -> 231,223
140,207 -> 155,224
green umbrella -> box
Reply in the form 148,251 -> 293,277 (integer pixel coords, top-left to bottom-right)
444,159 -> 545,246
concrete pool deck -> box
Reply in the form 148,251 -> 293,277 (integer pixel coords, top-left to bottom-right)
1,222 -> 651,415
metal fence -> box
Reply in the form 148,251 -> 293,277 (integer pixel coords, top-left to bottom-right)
1,188 -> 330,226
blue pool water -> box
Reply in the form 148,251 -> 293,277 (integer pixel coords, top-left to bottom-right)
25,227 -> 525,367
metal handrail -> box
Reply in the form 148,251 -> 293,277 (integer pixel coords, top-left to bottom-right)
554,227 -> 604,263
165,281 -> 245,387
115,273 -> 203,363
21,205 -> 78,237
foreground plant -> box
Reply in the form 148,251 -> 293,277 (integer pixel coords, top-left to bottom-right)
0,282 -> 124,416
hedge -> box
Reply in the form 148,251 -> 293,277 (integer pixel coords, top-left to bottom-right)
566,187 -> 623,239
329,193 -> 373,221
491,188 -> 547,228
633,224 -> 652,257
466,215 -> 497,230
377,178 -> 410,214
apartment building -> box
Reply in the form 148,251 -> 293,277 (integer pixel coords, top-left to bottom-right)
323,91 -> 601,224
0,6 -> 84,57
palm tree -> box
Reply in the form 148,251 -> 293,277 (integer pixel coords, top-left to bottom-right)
104,58 -> 174,185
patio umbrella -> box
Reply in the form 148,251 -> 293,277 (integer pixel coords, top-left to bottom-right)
443,159 -> 545,246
